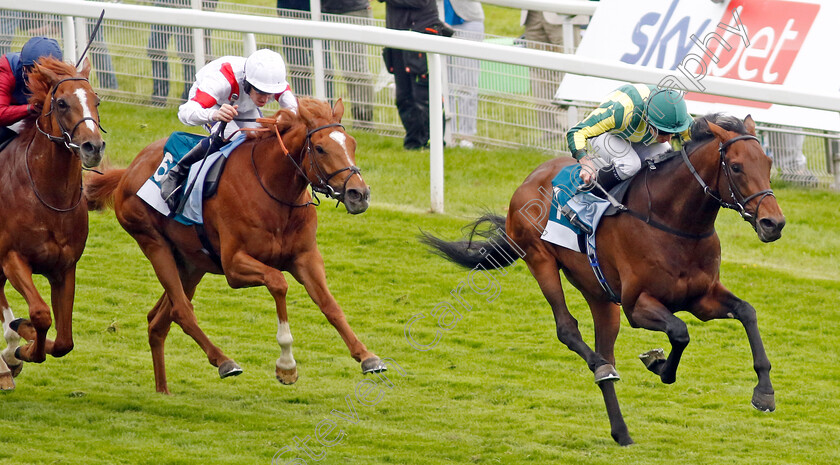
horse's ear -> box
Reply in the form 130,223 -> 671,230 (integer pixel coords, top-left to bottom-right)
707,121 -> 730,142
332,98 -> 344,122
743,114 -> 757,136
78,57 -> 92,79
33,63 -> 59,87
297,99 -> 314,127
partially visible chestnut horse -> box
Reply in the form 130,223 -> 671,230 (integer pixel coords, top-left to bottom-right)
422,115 -> 785,445
85,98 -> 385,394
0,57 -> 105,390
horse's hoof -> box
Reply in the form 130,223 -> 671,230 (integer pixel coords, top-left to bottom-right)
276,367 -> 298,385
361,357 -> 387,374
612,432 -> 634,447
8,318 -> 25,333
594,364 -> 620,383
0,372 -> 15,391
639,348 -> 666,374
9,363 -> 22,378
218,360 -> 243,379
751,390 -> 776,412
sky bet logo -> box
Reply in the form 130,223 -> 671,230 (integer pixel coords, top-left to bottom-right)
620,0 -> 820,108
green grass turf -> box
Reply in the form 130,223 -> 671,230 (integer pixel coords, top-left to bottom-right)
0,101 -> 838,464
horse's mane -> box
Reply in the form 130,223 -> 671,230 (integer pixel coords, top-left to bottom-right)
248,98 -> 334,140
25,57 -> 82,114
683,113 -> 748,154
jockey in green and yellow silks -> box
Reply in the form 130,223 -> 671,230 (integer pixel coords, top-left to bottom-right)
566,83 -> 693,189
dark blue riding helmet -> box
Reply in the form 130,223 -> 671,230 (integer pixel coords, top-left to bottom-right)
20,36 -> 63,67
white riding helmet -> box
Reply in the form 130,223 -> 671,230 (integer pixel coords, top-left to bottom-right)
244,49 -> 288,94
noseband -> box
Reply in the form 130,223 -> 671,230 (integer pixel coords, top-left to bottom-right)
680,134 -> 775,225
36,76 -> 106,151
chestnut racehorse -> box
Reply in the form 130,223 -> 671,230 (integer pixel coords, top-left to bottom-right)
0,57 -> 105,391
84,98 -> 386,394
422,114 -> 785,445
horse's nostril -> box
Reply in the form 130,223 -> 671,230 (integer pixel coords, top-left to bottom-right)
759,218 -> 777,231
347,189 -> 363,202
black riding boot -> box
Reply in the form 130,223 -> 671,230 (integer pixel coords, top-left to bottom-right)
593,165 -> 624,199
160,137 -> 213,211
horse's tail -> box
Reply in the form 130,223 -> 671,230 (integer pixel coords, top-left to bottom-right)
84,168 -> 126,211
419,213 -> 522,270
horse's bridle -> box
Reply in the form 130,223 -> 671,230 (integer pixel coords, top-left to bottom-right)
35,76 -> 106,152
27,76 -> 105,212
249,120 -> 362,207
680,134 -> 775,225
301,123 -> 362,202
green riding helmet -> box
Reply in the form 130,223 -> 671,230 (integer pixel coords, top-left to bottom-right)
644,88 -> 692,134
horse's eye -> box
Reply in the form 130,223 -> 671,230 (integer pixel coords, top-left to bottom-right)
55,99 -> 68,109
315,145 -> 326,155
731,163 -> 743,174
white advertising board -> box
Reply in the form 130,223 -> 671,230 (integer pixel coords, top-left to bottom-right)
555,0 -> 840,131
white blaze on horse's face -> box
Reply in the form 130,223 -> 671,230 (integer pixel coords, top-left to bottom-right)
73,88 -> 97,132
329,130 -> 354,166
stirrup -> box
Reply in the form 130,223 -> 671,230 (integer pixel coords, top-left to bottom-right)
560,205 -> 593,235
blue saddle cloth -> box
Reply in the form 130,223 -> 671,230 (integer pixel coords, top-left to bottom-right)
156,131 -> 206,179
542,164 -> 611,252
137,132 -> 246,225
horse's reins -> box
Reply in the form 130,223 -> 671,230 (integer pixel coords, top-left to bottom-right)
241,119 -> 361,208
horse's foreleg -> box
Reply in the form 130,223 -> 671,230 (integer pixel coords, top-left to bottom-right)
628,293 -> 689,384
289,250 -> 386,375
1,252 -> 51,363
47,268 -> 76,357
692,285 -> 774,412
222,251 -> 296,384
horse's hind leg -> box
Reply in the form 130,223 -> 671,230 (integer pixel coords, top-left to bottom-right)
147,293 -> 174,394
137,235 -> 237,391
628,292 -> 689,385
0,282 -> 19,390
531,258 -> 632,445
692,284 -> 775,412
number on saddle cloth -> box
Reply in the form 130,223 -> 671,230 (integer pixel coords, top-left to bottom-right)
152,132 -> 207,188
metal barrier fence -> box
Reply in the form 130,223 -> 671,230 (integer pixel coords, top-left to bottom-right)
2,1 -> 837,190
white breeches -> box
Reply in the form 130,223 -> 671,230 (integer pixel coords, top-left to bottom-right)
588,133 -> 671,180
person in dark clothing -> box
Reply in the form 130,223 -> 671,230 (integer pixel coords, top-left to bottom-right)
0,36 -> 62,145
379,0 -> 444,150
276,0 -> 374,125
276,0 -> 334,99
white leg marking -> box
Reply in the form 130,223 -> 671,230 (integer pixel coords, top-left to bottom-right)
74,88 -> 97,131
1,307 -> 21,366
276,320 -> 296,370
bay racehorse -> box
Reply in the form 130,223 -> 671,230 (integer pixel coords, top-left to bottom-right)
84,98 -> 386,394
0,57 -> 105,391
421,114 -> 784,445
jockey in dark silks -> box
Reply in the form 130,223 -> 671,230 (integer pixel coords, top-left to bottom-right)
0,36 -> 63,146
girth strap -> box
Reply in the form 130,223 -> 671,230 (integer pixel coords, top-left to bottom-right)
194,224 -> 223,269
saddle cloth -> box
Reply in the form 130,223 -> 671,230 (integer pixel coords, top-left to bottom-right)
541,164 -> 612,253
137,131 -> 246,225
